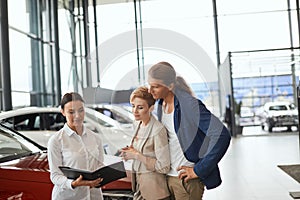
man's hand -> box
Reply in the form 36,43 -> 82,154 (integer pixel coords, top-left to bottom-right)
177,166 -> 198,183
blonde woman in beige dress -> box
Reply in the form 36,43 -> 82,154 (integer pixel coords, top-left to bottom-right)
121,86 -> 171,200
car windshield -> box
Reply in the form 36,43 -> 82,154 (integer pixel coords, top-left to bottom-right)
0,124 -> 41,163
100,108 -> 132,124
88,105 -> 133,124
269,105 -> 288,111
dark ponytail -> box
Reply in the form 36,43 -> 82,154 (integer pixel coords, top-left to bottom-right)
60,92 -> 85,110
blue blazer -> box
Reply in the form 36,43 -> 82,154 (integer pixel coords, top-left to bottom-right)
157,88 -> 231,189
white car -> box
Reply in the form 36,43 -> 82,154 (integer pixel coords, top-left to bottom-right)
87,104 -> 134,130
0,107 -> 134,155
260,101 -> 298,132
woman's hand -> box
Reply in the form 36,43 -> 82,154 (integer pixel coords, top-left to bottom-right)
71,175 -> 103,188
120,146 -> 140,161
177,166 -> 198,182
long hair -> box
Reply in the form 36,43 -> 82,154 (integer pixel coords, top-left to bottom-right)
148,61 -> 195,96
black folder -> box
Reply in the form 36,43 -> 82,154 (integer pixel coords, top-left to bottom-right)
59,161 -> 127,187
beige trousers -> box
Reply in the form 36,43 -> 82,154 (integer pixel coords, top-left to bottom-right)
167,175 -> 205,200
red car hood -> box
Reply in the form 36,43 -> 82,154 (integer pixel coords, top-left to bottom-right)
0,153 -> 50,183
0,152 -> 131,188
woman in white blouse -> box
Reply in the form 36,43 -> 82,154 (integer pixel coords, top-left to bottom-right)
48,92 -> 104,200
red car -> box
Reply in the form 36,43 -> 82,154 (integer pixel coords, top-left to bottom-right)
0,124 -> 132,200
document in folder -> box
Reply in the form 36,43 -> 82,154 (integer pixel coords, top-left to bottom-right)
59,161 -> 126,187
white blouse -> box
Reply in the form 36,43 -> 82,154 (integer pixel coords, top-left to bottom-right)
47,124 -> 104,200
161,110 -> 194,176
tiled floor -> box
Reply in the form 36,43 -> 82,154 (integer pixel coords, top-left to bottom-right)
203,128 -> 300,200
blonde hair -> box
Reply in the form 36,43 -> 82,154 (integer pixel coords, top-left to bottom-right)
148,61 -> 194,96
130,86 -> 156,107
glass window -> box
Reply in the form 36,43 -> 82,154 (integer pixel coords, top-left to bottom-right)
9,30 -> 32,107
8,0 -> 30,33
